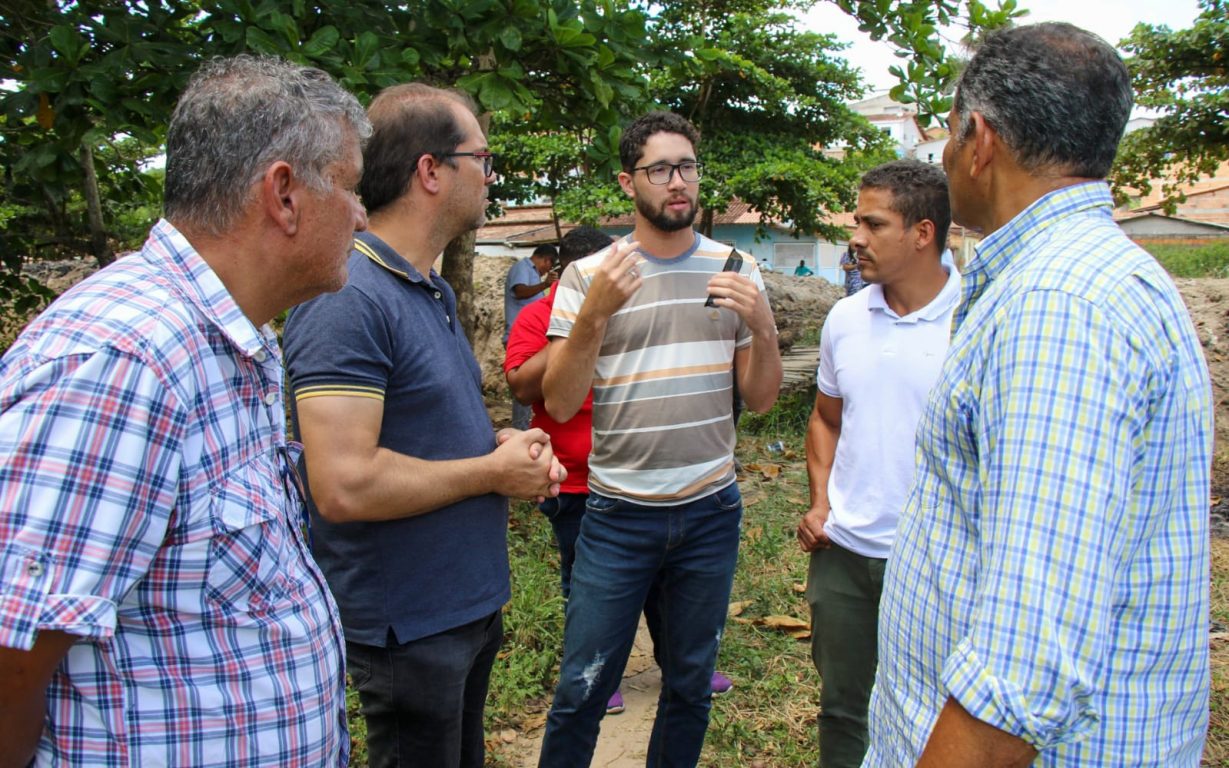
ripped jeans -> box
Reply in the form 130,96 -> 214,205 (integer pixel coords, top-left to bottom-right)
538,482 -> 743,768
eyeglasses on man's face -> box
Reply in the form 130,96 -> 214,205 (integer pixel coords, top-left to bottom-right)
442,150 -> 496,177
632,161 -> 703,185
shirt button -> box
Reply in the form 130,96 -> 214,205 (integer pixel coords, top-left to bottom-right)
264,392 -> 278,406
434,291 -> 442,299
253,349 -> 268,363
27,562 -> 44,577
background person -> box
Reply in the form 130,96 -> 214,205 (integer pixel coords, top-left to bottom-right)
506,244 -> 560,429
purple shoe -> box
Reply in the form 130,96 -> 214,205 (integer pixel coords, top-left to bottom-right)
710,671 -> 733,697
606,689 -> 625,715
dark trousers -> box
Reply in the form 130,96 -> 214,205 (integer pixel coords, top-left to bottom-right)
347,610 -> 503,768
806,543 -> 886,768
539,492 -> 588,600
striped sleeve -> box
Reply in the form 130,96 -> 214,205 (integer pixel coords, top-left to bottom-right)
284,283 -> 391,402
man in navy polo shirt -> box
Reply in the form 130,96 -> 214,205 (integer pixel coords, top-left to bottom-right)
283,83 -> 564,768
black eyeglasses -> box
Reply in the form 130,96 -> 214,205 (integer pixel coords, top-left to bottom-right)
442,150 -> 496,177
632,161 -> 703,185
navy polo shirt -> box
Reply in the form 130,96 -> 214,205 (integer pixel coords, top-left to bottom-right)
283,231 -> 509,646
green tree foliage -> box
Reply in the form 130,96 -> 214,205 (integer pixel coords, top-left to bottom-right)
832,0 -> 1021,118
648,0 -> 895,241
499,0 -> 1019,241
1113,0 -> 1229,212
1,0 -> 653,334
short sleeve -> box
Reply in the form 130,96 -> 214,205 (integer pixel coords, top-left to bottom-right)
284,284 -> 394,401
732,261 -> 769,349
506,259 -> 538,295
0,348 -> 185,649
504,298 -> 550,372
816,311 -> 839,397
548,259 -> 589,340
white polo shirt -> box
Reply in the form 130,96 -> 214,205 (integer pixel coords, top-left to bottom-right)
816,265 -> 961,558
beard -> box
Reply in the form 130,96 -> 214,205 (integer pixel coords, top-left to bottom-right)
636,193 -> 697,233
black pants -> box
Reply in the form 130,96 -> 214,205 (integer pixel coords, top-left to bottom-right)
346,610 -> 503,768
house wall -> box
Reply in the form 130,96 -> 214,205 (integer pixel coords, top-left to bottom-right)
1118,216 -> 1229,238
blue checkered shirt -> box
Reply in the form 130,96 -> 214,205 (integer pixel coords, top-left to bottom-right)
866,183 -> 1212,766
0,220 -> 348,765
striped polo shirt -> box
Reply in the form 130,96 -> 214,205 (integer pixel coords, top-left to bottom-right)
548,232 -> 761,505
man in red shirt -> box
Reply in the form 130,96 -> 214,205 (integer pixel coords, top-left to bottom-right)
503,226 -> 733,717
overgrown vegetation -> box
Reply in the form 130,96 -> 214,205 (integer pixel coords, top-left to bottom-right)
1144,240 -> 1229,279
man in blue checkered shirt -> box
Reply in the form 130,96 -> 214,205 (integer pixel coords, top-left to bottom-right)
867,23 -> 1213,768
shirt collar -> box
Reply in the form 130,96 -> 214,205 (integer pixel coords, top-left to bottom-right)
956,181 -> 1113,329
865,263 -> 962,324
353,231 -> 433,284
143,219 -> 274,358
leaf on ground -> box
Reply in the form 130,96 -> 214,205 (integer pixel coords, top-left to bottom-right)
758,463 -> 782,480
757,614 -> 810,632
728,599 -> 754,617
521,713 -> 547,731
745,525 -> 763,542
742,493 -> 765,507
792,582 -> 806,593
499,729 -> 518,743
787,495 -> 807,506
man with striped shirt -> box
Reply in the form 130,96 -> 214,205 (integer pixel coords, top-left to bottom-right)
867,23 -> 1213,767
537,111 -> 783,767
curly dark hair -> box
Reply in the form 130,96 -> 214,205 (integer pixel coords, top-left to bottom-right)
618,111 -> 700,172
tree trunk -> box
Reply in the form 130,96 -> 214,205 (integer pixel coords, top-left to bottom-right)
700,207 -> 715,238
440,106 -> 491,343
441,232 -> 477,341
79,145 -> 115,268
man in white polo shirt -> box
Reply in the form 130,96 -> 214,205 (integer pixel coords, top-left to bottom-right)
796,159 -> 958,768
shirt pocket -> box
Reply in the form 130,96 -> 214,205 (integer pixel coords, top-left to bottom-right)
205,454 -> 292,612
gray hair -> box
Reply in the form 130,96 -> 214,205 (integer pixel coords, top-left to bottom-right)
953,22 -> 1132,179
163,55 -> 371,235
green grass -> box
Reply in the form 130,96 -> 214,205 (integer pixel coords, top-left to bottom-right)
1143,241 -> 1229,279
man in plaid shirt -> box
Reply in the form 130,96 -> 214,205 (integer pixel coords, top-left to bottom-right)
0,56 -> 370,766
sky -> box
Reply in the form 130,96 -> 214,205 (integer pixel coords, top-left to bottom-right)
800,0 -> 1204,92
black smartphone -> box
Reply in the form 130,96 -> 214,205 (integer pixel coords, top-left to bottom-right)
704,249 -> 743,307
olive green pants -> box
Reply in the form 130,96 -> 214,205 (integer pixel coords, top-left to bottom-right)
806,543 -> 886,768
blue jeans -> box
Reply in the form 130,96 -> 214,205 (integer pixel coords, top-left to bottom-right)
346,610 -> 503,768
538,482 -> 743,768
539,492 -> 588,599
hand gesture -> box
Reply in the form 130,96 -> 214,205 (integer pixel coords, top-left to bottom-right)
705,272 -> 775,336
582,239 -> 642,320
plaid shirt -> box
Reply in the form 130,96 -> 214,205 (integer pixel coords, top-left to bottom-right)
867,183 -> 1212,766
0,220 -> 348,766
